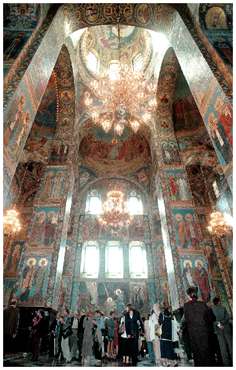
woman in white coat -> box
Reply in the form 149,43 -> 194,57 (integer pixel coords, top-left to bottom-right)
149,303 -> 161,366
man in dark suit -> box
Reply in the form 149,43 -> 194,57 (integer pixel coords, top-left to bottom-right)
183,286 -> 216,366
124,303 -> 144,365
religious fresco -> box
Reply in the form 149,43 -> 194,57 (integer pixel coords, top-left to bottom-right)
79,25 -> 152,83
80,215 -> 100,241
3,278 -> 18,306
172,208 -> 201,250
161,140 -> 181,164
130,282 -> 149,312
29,206 -> 60,247
4,4 -> 41,74
185,165 -> 210,206
79,130 -> 151,176
180,255 -> 211,302
37,167 -> 68,201
173,70 -> 204,132
4,95 -> 31,160
79,166 -> 96,190
199,4 -> 232,65
15,253 -> 52,306
4,241 -> 25,277
164,168 -> 191,201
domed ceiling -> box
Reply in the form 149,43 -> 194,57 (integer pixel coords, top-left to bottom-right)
78,25 -> 153,83
77,25 -> 153,176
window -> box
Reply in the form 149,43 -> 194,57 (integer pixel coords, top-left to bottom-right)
127,191 -> 143,215
129,241 -> 147,278
105,241 -> 123,278
86,51 -> 99,74
80,241 -> 99,278
108,61 -> 120,81
85,190 -> 102,215
132,53 -> 143,72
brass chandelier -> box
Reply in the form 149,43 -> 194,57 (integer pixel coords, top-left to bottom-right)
207,211 -> 232,237
3,208 -> 21,235
84,24 -> 157,136
99,190 -> 132,230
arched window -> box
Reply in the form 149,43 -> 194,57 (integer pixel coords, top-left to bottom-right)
105,241 -> 123,278
132,53 -> 143,72
85,190 -> 102,215
127,191 -> 143,215
129,241 -> 148,278
86,51 -> 99,74
80,241 -> 99,278
108,60 -> 120,80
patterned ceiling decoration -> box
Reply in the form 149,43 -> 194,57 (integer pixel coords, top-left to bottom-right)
78,25 -> 153,82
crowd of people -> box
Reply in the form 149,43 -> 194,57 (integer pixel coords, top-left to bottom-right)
4,287 -> 233,367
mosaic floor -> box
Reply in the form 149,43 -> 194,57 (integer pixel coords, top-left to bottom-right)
4,353 -> 193,367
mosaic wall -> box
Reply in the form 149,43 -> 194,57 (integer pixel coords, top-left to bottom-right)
3,4 -> 232,313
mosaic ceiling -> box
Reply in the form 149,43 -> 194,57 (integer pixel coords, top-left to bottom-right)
79,126 -> 151,176
77,25 -> 153,84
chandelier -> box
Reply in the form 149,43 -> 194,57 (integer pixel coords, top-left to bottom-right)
3,208 -> 21,235
99,190 -> 132,229
83,25 -> 157,136
207,211 -> 232,237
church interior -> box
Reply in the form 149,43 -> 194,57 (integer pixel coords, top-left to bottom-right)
3,3 -> 233,367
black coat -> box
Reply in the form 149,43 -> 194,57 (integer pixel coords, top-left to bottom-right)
124,310 -> 144,338
184,300 -> 216,366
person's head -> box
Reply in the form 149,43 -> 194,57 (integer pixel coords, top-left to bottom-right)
95,310 -> 101,318
142,316 -> 146,322
110,311 -> 115,318
187,286 -> 198,300
213,297 -> 221,306
59,315 -> 64,322
9,299 -> 17,307
40,310 -> 45,317
126,303 -> 133,313
64,308 -> 70,317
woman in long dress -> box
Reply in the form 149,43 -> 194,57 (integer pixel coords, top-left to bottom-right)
149,303 -> 162,366
159,306 -> 178,366
82,313 -> 95,365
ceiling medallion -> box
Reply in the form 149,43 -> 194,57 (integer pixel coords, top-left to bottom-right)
99,190 -> 132,231
83,25 -> 157,137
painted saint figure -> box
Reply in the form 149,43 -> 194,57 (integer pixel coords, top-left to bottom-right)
182,260 -> 196,292
21,258 -> 37,291
34,258 -> 48,296
194,260 -> 211,302
8,244 -> 22,273
175,214 -> 187,248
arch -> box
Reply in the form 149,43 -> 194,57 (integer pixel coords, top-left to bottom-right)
4,3 -> 232,202
156,45 -> 232,190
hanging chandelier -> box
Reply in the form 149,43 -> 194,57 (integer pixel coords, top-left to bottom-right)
83,25 -> 157,136
3,208 -> 21,235
207,211 -> 232,237
99,190 -> 132,229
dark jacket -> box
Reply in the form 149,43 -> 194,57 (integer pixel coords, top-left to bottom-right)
125,310 -> 144,337
4,305 -> 20,337
184,299 -> 216,366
